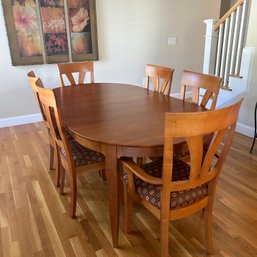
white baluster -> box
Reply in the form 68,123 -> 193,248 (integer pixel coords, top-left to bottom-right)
215,24 -> 224,76
230,6 -> 242,75
235,0 -> 248,74
224,12 -> 236,87
220,18 -> 230,79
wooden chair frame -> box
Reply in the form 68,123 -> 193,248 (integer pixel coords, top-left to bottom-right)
145,64 -> 174,95
37,85 -> 105,218
27,71 -> 57,179
121,99 -> 243,257
180,70 -> 222,110
57,61 -> 94,87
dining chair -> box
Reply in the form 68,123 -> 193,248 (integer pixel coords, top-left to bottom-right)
57,61 -> 94,87
137,64 -> 175,165
180,70 -> 222,110
37,85 -> 106,218
145,64 -> 174,95
121,98 -> 243,257
27,71 -> 57,176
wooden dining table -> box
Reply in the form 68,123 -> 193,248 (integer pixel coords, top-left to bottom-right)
54,83 -> 205,247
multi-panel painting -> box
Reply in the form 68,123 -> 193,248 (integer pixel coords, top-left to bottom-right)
2,0 -> 98,65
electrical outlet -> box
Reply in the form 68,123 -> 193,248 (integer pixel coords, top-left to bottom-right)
168,37 -> 177,45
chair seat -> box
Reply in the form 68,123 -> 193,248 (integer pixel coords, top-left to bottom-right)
122,159 -> 207,209
60,133 -> 105,167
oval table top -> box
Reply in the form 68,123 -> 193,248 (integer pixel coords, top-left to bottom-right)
54,83 -> 205,148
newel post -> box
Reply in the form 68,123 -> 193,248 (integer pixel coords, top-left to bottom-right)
203,19 -> 218,75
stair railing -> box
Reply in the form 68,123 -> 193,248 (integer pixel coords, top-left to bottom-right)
203,0 -> 250,89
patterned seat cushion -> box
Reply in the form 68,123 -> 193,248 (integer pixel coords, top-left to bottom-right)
60,133 -> 105,167
122,159 -> 207,209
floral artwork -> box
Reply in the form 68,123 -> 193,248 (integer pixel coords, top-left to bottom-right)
13,6 -> 39,33
70,8 -> 90,32
41,8 -> 66,33
71,32 -> 92,54
2,0 -> 98,65
39,1 -> 69,58
44,33 -> 68,55
17,33 -> 43,57
12,5 -> 42,57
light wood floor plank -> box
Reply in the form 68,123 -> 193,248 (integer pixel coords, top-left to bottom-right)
0,122 -> 257,257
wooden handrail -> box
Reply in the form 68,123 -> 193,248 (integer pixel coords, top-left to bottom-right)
214,0 -> 245,31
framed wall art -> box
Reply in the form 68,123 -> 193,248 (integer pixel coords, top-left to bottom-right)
2,0 -> 99,66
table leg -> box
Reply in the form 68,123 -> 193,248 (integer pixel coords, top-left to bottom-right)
105,145 -> 119,247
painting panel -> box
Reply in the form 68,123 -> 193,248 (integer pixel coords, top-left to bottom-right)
68,0 -> 98,61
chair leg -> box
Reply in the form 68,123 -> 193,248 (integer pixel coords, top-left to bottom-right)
98,169 -> 107,181
160,216 -> 169,257
59,165 -> 65,195
204,205 -> 213,254
124,184 -> 134,233
69,172 -> 77,219
136,157 -> 144,165
250,135 -> 256,153
49,144 -> 55,170
250,102 -> 257,153
55,146 -> 60,187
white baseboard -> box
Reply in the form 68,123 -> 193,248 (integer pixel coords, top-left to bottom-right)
236,122 -> 254,138
0,113 -> 43,128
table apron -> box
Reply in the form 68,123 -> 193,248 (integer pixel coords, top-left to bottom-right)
116,145 -> 163,158
70,132 -> 163,158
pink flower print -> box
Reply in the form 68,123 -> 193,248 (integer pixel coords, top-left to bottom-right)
44,33 -> 68,55
46,18 -> 65,32
71,8 -> 89,32
13,6 -> 39,33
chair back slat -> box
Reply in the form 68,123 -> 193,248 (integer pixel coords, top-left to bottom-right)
57,61 -> 94,87
180,70 -> 222,110
186,136 -> 203,180
163,98 -> 243,192
145,64 -> 174,95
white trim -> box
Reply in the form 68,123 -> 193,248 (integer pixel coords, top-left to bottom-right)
0,113 -> 43,128
236,122 -> 254,138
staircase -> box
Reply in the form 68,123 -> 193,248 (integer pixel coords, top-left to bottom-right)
203,0 -> 254,108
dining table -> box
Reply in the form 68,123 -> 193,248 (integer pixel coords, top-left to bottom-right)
53,83 -> 206,247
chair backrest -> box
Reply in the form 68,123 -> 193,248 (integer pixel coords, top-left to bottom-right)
180,70 -> 222,110
37,86 -> 73,167
145,64 -> 174,95
163,98 -> 243,194
27,71 -> 46,121
57,61 -> 94,87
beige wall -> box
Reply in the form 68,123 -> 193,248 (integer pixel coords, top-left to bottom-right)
0,0 -> 220,119
238,0 -> 257,127
220,0 -> 237,17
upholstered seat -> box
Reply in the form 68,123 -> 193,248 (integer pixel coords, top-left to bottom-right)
122,159 -> 207,209
60,133 -> 105,167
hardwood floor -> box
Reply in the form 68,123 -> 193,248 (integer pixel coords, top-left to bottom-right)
0,122 -> 257,257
